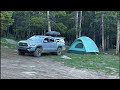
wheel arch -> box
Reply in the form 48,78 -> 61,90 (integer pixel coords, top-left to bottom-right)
36,45 -> 42,49
58,46 -> 62,48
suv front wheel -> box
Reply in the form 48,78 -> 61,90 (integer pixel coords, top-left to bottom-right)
18,50 -> 25,55
34,48 -> 42,57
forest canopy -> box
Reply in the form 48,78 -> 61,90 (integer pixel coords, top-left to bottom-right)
0,11 -> 120,54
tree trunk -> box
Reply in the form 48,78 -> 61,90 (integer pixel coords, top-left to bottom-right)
107,34 -> 109,51
93,31 -> 96,42
44,29 -> 46,35
101,12 -> 105,52
47,11 -> 51,32
93,11 -> 96,42
27,30 -> 30,38
93,21 -> 96,42
105,34 -> 106,51
78,11 -> 82,37
28,13 -> 31,37
116,12 -> 120,55
75,11 -> 79,39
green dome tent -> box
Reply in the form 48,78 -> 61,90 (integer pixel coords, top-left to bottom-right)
68,36 -> 99,54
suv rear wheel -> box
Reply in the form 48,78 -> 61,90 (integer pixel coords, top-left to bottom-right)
56,47 -> 62,55
34,47 -> 42,57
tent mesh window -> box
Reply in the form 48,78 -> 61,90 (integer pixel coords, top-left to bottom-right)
75,43 -> 83,48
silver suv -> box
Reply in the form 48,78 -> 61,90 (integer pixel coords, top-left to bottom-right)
17,35 -> 65,57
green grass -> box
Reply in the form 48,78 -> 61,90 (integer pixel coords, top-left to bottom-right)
1,38 -> 16,49
46,52 -> 119,75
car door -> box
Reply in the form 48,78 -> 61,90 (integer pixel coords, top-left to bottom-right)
42,37 -> 57,52
42,38 -> 50,52
49,38 -> 57,51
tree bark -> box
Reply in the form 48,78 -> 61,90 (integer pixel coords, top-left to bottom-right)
105,34 -> 107,51
47,11 -> 51,32
116,12 -> 120,55
78,11 -> 82,37
93,11 -> 96,42
44,29 -> 46,35
101,12 -> 105,52
107,34 -> 109,51
93,31 -> 96,42
75,11 -> 79,39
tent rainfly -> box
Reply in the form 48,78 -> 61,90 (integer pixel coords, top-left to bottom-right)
68,36 -> 99,54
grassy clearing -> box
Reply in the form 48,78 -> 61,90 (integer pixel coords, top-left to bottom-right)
1,38 -> 16,49
1,38 -> 119,75
46,51 -> 119,75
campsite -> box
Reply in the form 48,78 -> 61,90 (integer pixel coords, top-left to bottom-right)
1,11 -> 120,79
1,44 -> 119,79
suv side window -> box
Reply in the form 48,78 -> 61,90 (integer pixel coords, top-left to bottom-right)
43,38 -> 49,43
50,38 -> 54,42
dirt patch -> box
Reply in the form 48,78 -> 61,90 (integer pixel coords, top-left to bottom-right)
1,47 -> 119,79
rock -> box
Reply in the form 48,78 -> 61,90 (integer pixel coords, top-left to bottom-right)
61,55 -> 72,60
21,72 -> 37,76
14,50 -> 17,52
104,53 -> 108,55
4,46 -> 8,48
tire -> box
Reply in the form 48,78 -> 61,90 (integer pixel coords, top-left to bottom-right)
34,48 -> 42,57
56,47 -> 62,55
18,50 -> 25,55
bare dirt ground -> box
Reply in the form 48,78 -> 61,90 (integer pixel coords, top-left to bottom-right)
1,46 -> 119,79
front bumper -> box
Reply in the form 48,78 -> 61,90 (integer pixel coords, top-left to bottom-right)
17,46 -> 36,52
